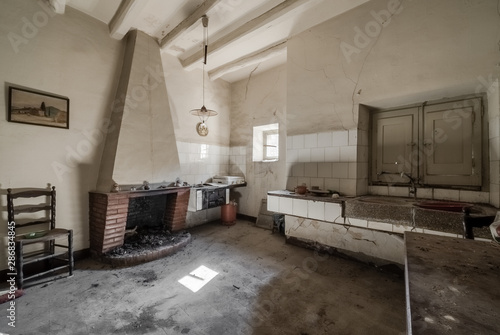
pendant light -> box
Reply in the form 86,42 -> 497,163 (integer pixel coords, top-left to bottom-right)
190,15 -> 217,136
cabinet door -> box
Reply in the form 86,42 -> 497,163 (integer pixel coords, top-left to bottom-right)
423,98 -> 481,186
371,108 -> 419,183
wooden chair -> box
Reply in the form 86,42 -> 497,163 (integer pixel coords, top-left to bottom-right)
462,207 -> 495,240
7,186 -> 73,289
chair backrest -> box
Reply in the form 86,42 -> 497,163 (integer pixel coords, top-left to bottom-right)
7,186 -> 56,231
462,207 -> 495,239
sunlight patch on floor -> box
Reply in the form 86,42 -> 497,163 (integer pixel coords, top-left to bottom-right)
178,265 -> 218,293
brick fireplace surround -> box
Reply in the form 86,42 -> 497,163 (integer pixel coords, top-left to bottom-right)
89,187 -> 190,256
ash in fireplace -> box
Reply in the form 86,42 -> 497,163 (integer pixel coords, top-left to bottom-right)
105,228 -> 189,257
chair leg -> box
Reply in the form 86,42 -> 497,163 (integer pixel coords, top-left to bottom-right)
15,241 -> 23,289
68,230 -> 74,276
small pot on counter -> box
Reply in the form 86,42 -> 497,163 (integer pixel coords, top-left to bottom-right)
295,184 -> 308,195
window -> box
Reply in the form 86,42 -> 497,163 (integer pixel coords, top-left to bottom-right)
263,129 -> 279,161
200,143 -> 208,160
253,123 -> 279,162
370,95 -> 484,188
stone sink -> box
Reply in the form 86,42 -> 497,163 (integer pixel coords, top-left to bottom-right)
357,196 -> 415,205
345,196 -> 497,238
414,200 -> 473,212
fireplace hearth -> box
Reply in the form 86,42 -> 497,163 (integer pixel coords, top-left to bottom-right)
102,228 -> 191,267
89,186 -> 191,258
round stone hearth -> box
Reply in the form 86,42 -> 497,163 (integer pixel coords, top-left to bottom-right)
100,230 -> 192,267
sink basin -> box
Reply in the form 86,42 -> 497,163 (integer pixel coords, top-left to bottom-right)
414,200 -> 473,212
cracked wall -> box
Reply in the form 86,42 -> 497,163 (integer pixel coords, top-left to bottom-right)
285,0 -> 500,198
285,215 -> 405,265
230,65 -> 287,216
287,0 -> 500,135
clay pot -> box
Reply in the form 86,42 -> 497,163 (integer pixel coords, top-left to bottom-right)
295,185 -> 308,195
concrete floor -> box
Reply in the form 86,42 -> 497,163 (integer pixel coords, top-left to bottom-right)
6,220 -> 406,335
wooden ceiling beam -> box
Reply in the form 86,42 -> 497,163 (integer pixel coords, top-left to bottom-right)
159,0 -> 223,50
108,0 -> 150,40
181,0 -> 317,70
208,40 -> 287,81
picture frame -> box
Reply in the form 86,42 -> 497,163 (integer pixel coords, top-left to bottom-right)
8,86 -> 69,129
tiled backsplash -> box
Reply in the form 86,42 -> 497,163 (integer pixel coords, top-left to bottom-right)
286,129 -> 492,203
369,185 -> 490,204
176,142 -> 246,185
176,141 -> 229,185
178,112 -> 497,205
286,130 -> 363,195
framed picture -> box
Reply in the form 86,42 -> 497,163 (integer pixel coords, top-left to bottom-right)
8,86 -> 69,129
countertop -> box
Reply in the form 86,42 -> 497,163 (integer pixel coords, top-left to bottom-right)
267,190 -> 347,204
267,191 -> 496,238
405,231 -> 500,334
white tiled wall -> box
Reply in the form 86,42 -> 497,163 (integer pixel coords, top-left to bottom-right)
185,207 -> 221,228
368,185 -> 490,203
308,200 -> 325,221
287,130 -> 361,196
292,198 -> 308,217
286,128 -> 494,202
325,202 -> 343,222
176,141 -> 229,185
267,195 -> 343,223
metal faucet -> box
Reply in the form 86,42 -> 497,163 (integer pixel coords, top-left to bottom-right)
400,172 -> 417,199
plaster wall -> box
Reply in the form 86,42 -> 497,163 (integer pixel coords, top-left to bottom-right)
0,1 -> 124,269
162,53 -> 231,147
97,30 -> 181,191
286,0 -> 500,200
287,0 -> 500,134
230,65 -> 287,217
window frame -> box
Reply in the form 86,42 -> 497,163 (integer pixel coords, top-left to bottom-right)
263,129 -> 279,161
252,123 -> 279,162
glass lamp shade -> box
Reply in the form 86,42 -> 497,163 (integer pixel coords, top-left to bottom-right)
190,105 -> 218,122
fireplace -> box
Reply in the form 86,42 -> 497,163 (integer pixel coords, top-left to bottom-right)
127,195 -> 167,230
89,31 -> 190,264
88,186 -> 190,256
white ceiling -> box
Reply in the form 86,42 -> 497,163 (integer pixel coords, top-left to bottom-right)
66,0 -> 121,23
63,0 -> 370,82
